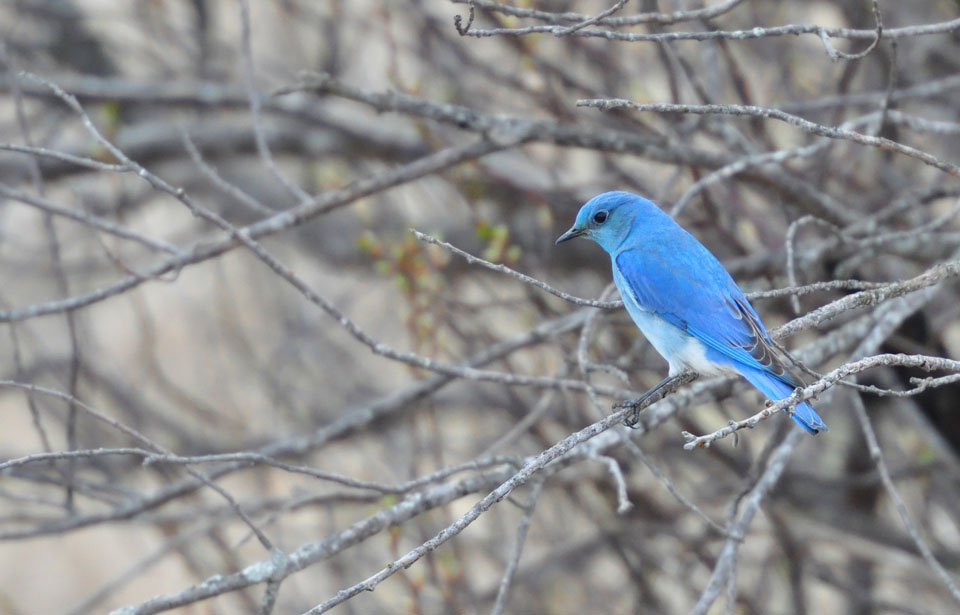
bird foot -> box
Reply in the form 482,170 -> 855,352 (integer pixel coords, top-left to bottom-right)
614,372 -> 698,429
614,393 -> 654,428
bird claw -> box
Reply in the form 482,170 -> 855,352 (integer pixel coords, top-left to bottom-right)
622,408 -> 642,429
615,395 -> 650,429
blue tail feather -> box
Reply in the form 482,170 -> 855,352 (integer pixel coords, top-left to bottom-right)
737,367 -> 827,434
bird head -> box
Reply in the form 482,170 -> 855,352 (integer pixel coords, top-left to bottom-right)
556,191 -> 661,252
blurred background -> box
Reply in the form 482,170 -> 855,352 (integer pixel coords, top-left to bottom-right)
1,1 -> 960,613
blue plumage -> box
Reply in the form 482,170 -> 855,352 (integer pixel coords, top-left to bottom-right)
556,191 -> 826,434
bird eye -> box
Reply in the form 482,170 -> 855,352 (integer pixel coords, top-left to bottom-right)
593,210 -> 608,224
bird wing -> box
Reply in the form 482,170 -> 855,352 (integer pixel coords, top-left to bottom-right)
615,248 -> 795,382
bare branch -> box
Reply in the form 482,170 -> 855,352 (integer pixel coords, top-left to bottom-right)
450,0 -> 748,26
491,479 -> 543,615
576,100 -> 960,176
851,394 -> 960,605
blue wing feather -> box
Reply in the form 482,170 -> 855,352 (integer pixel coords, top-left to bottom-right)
614,245 -> 786,379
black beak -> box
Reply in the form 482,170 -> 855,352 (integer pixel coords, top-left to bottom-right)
555,227 -> 584,244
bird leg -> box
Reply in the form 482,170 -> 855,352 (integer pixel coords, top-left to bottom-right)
615,371 -> 698,428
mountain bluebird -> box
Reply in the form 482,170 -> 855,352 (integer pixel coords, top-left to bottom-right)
556,191 -> 826,434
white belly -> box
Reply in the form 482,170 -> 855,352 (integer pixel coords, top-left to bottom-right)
614,270 -> 736,377
626,308 -> 732,376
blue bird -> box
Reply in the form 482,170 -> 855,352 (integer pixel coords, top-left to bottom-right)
556,191 -> 826,434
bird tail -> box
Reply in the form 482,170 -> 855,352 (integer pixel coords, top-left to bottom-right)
737,367 -> 827,434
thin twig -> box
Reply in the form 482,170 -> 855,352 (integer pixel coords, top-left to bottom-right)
490,479 -> 544,615
851,394 -> 960,605
577,99 -> 960,176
